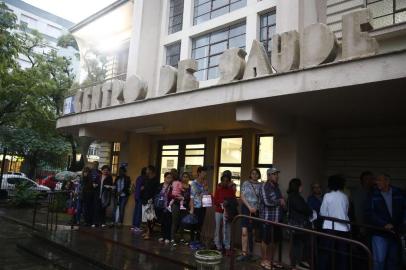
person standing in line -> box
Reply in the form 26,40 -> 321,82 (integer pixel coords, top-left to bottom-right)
307,183 -> 323,230
318,174 -> 350,270
366,173 -> 405,270
156,172 -> 173,244
131,167 -> 146,232
213,171 -> 236,254
168,171 -> 188,246
259,167 -> 285,270
113,166 -> 131,226
189,166 -> 209,248
287,178 -> 313,270
177,172 -> 192,244
141,165 -> 160,240
237,168 -> 262,262
92,165 -> 113,227
81,166 -> 94,226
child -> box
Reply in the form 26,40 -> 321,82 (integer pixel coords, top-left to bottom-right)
167,179 -> 186,212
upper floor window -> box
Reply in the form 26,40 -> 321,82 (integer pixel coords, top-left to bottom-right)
169,0 -> 184,34
166,42 -> 181,68
46,24 -> 62,38
192,22 -> 246,81
20,14 -> 37,29
366,0 -> 406,28
193,0 -> 247,25
259,10 -> 276,61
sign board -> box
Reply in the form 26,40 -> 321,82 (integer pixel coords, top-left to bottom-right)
63,96 -> 75,115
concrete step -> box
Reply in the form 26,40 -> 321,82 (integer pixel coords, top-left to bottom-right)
17,238 -> 104,270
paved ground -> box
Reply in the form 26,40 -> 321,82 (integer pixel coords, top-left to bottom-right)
0,210 -> 56,270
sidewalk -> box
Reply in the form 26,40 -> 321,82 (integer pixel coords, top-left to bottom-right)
0,206 -> 261,270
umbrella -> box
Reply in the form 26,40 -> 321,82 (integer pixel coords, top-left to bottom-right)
55,171 -> 78,182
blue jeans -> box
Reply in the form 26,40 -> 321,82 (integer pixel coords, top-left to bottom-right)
372,235 -> 400,270
113,196 -> 128,224
214,212 -> 231,250
132,199 -> 142,228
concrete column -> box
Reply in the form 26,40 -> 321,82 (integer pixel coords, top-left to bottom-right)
245,0 -> 259,55
276,0 -> 299,33
180,0 -> 193,60
241,131 -> 256,183
123,133 -> 152,225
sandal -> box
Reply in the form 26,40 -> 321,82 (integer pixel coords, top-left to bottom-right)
260,260 -> 271,270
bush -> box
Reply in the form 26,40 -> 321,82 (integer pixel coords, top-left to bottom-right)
10,181 -> 40,207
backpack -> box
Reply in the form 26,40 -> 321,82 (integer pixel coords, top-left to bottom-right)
223,197 -> 239,223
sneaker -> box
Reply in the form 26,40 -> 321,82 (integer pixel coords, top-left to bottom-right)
180,205 -> 186,210
91,224 -> 96,228
170,240 -> 177,246
164,239 -> 170,244
158,238 -> 164,243
101,224 -> 106,228
236,254 -> 250,262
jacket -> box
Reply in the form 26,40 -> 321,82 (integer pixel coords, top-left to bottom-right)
141,176 -> 160,204
214,185 -> 236,213
366,186 -> 406,236
288,192 -> 313,227
113,175 -> 131,197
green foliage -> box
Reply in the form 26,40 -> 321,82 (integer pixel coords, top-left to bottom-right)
9,181 -> 40,207
57,33 -> 79,51
0,3 -> 76,177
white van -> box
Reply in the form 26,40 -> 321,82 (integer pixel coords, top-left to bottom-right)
1,174 -> 51,194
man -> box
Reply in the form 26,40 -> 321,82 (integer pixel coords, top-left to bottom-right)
366,173 -> 405,270
259,167 -> 285,269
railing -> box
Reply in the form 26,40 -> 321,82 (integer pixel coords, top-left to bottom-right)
63,73 -> 127,115
32,191 -> 70,231
230,214 -> 373,270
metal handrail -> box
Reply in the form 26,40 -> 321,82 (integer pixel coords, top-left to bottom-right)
230,214 -> 373,270
33,191 -> 69,231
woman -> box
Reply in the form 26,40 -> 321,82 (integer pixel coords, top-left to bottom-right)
237,168 -> 262,262
287,178 -> 313,270
81,167 -> 94,226
131,167 -> 146,232
113,166 -> 131,226
156,172 -> 173,244
319,174 -> 350,270
92,165 -> 113,227
213,172 -> 236,255
141,165 -> 160,240
169,171 -> 191,245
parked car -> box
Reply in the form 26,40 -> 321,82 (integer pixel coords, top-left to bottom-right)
1,174 -> 51,195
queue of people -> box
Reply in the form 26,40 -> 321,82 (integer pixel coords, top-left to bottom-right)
67,162 -> 405,270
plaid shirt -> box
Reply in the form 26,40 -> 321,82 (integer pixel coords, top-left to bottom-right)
259,181 -> 282,222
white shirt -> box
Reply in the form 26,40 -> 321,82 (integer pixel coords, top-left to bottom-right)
320,190 -> 350,232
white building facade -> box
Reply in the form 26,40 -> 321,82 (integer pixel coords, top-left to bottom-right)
58,0 -> 406,225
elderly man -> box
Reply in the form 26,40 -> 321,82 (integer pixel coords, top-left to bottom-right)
366,173 -> 405,270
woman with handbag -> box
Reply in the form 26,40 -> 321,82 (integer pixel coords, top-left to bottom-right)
287,178 -> 313,270
92,165 -> 113,227
113,166 -> 131,226
237,168 -> 262,262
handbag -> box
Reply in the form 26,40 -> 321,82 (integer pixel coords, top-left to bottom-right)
202,194 -> 212,208
181,214 -> 198,226
67,207 -> 76,216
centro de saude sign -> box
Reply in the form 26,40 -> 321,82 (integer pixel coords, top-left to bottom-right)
64,8 -> 378,116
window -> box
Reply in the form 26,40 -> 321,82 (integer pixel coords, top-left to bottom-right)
193,0 -> 247,25
158,141 -> 206,182
111,142 -> 121,176
20,14 -> 37,29
166,42 -> 181,68
87,145 -> 99,156
366,0 -> 406,28
46,24 -> 62,38
218,137 -> 242,196
192,23 -> 246,80
259,10 -> 276,61
255,135 -> 274,180
169,0 -> 184,34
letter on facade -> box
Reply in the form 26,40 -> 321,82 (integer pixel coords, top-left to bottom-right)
101,81 -> 112,108
243,40 -> 272,79
90,85 -> 102,110
74,89 -> 83,113
271,30 -> 300,73
111,79 -> 125,106
342,8 -> 379,60
218,48 -> 247,84
301,23 -> 337,68
123,74 -> 148,102
158,65 -> 177,96
81,87 -> 93,112
177,59 -> 199,92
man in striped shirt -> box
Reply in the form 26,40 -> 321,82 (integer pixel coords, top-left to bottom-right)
259,167 -> 286,269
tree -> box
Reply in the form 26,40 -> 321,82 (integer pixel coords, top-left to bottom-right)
0,3 -> 76,177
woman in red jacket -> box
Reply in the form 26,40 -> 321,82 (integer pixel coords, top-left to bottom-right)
213,171 -> 236,255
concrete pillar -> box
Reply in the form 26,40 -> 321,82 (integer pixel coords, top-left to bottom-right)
180,0 -> 193,60
122,133 -> 151,225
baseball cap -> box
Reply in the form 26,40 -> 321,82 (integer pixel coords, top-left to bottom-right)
267,167 -> 280,174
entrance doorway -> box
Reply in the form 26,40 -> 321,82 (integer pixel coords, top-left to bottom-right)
158,139 -> 206,182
